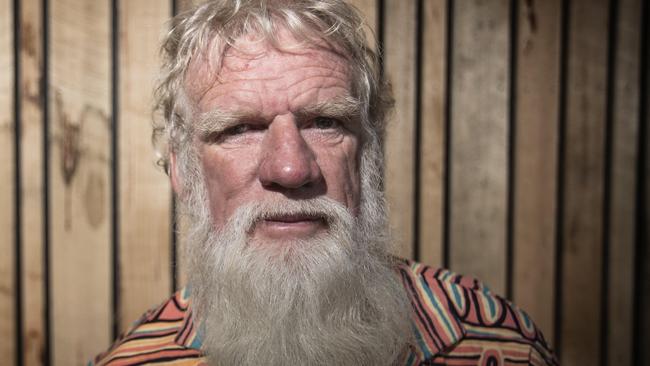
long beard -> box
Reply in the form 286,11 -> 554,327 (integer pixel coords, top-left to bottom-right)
180,139 -> 412,365
184,196 -> 412,366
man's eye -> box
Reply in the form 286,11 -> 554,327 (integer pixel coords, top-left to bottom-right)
224,124 -> 253,135
205,124 -> 260,144
312,117 -> 339,129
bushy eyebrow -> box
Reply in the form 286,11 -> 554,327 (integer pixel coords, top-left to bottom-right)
193,109 -> 252,140
294,95 -> 362,122
193,95 -> 362,140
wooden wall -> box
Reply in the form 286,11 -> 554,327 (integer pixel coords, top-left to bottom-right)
0,0 -> 647,365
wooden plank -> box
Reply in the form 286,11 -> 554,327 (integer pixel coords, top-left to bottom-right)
607,0 -> 642,364
49,0 -> 112,364
559,0 -> 609,363
19,1 -> 46,365
0,0 -> 15,364
419,0 -> 446,268
118,0 -> 172,333
449,0 -> 510,295
512,0 -> 561,340
383,0 -> 417,259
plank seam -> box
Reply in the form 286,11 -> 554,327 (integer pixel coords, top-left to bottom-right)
171,0 -> 179,295
505,0 -> 519,301
600,0 -> 619,364
632,0 -> 649,363
41,0 -> 51,362
442,0 -> 453,270
13,0 -> 24,364
413,0 -> 423,262
111,0 -> 120,342
553,0 -> 571,357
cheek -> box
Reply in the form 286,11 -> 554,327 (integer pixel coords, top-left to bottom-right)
199,145 -> 259,225
320,137 -> 361,212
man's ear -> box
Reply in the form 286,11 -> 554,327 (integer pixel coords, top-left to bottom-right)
169,152 -> 182,197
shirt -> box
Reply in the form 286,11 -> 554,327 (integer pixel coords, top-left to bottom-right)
90,260 -> 558,365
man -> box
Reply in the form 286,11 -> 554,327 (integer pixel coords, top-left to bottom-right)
92,0 -> 557,365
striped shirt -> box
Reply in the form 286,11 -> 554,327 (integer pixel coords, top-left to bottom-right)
90,260 -> 558,365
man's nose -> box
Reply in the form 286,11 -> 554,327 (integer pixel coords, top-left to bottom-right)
258,117 -> 323,190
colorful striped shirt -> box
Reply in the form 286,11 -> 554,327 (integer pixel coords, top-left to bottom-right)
90,260 -> 558,365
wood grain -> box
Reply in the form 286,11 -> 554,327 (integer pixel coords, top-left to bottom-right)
559,0 -> 609,363
19,0 -> 46,364
383,0 -> 417,259
449,0 -> 510,295
49,0 -> 112,364
607,0 -> 642,364
118,0 -> 172,333
512,0 -> 561,341
0,0 -> 15,364
419,0 -> 447,268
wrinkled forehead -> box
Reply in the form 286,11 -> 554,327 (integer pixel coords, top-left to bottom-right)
183,29 -> 353,107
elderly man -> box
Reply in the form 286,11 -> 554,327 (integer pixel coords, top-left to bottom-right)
92,0 -> 556,365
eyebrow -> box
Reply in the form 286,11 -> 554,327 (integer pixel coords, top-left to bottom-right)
294,95 -> 362,123
193,95 -> 362,140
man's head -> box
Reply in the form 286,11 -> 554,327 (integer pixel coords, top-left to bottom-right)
153,1 -> 410,365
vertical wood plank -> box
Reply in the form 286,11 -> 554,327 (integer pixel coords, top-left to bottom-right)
118,0 -> 172,333
383,0 -> 417,259
19,0 -> 46,364
608,0 -> 642,364
49,0 -> 112,364
419,0 -> 446,268
449,0 -> 510,295
512,0 -> 561,340
559,0 -> 609,363
0,0 -> 15,364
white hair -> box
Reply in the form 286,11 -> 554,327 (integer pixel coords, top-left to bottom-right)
185,195 -> 412,366
153,0 -> 393,178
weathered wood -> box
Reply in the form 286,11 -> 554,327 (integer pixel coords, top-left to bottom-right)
607,0 -> 642,364
512,0 -> 561,340
49,0 -> 112,364
449,0 -> 510,295
118,0 -> 172,333
383,0 -> 417,259
559,0 -> 609,363
0,0 -> 15,364
419,0 -> 446,268
19,0 -> 46,364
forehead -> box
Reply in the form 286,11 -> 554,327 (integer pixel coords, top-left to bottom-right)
184,33 -> 353,116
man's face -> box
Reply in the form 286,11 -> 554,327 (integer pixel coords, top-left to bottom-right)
180,34 -> 361,243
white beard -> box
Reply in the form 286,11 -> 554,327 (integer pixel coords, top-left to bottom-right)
183,195 -> 412,366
